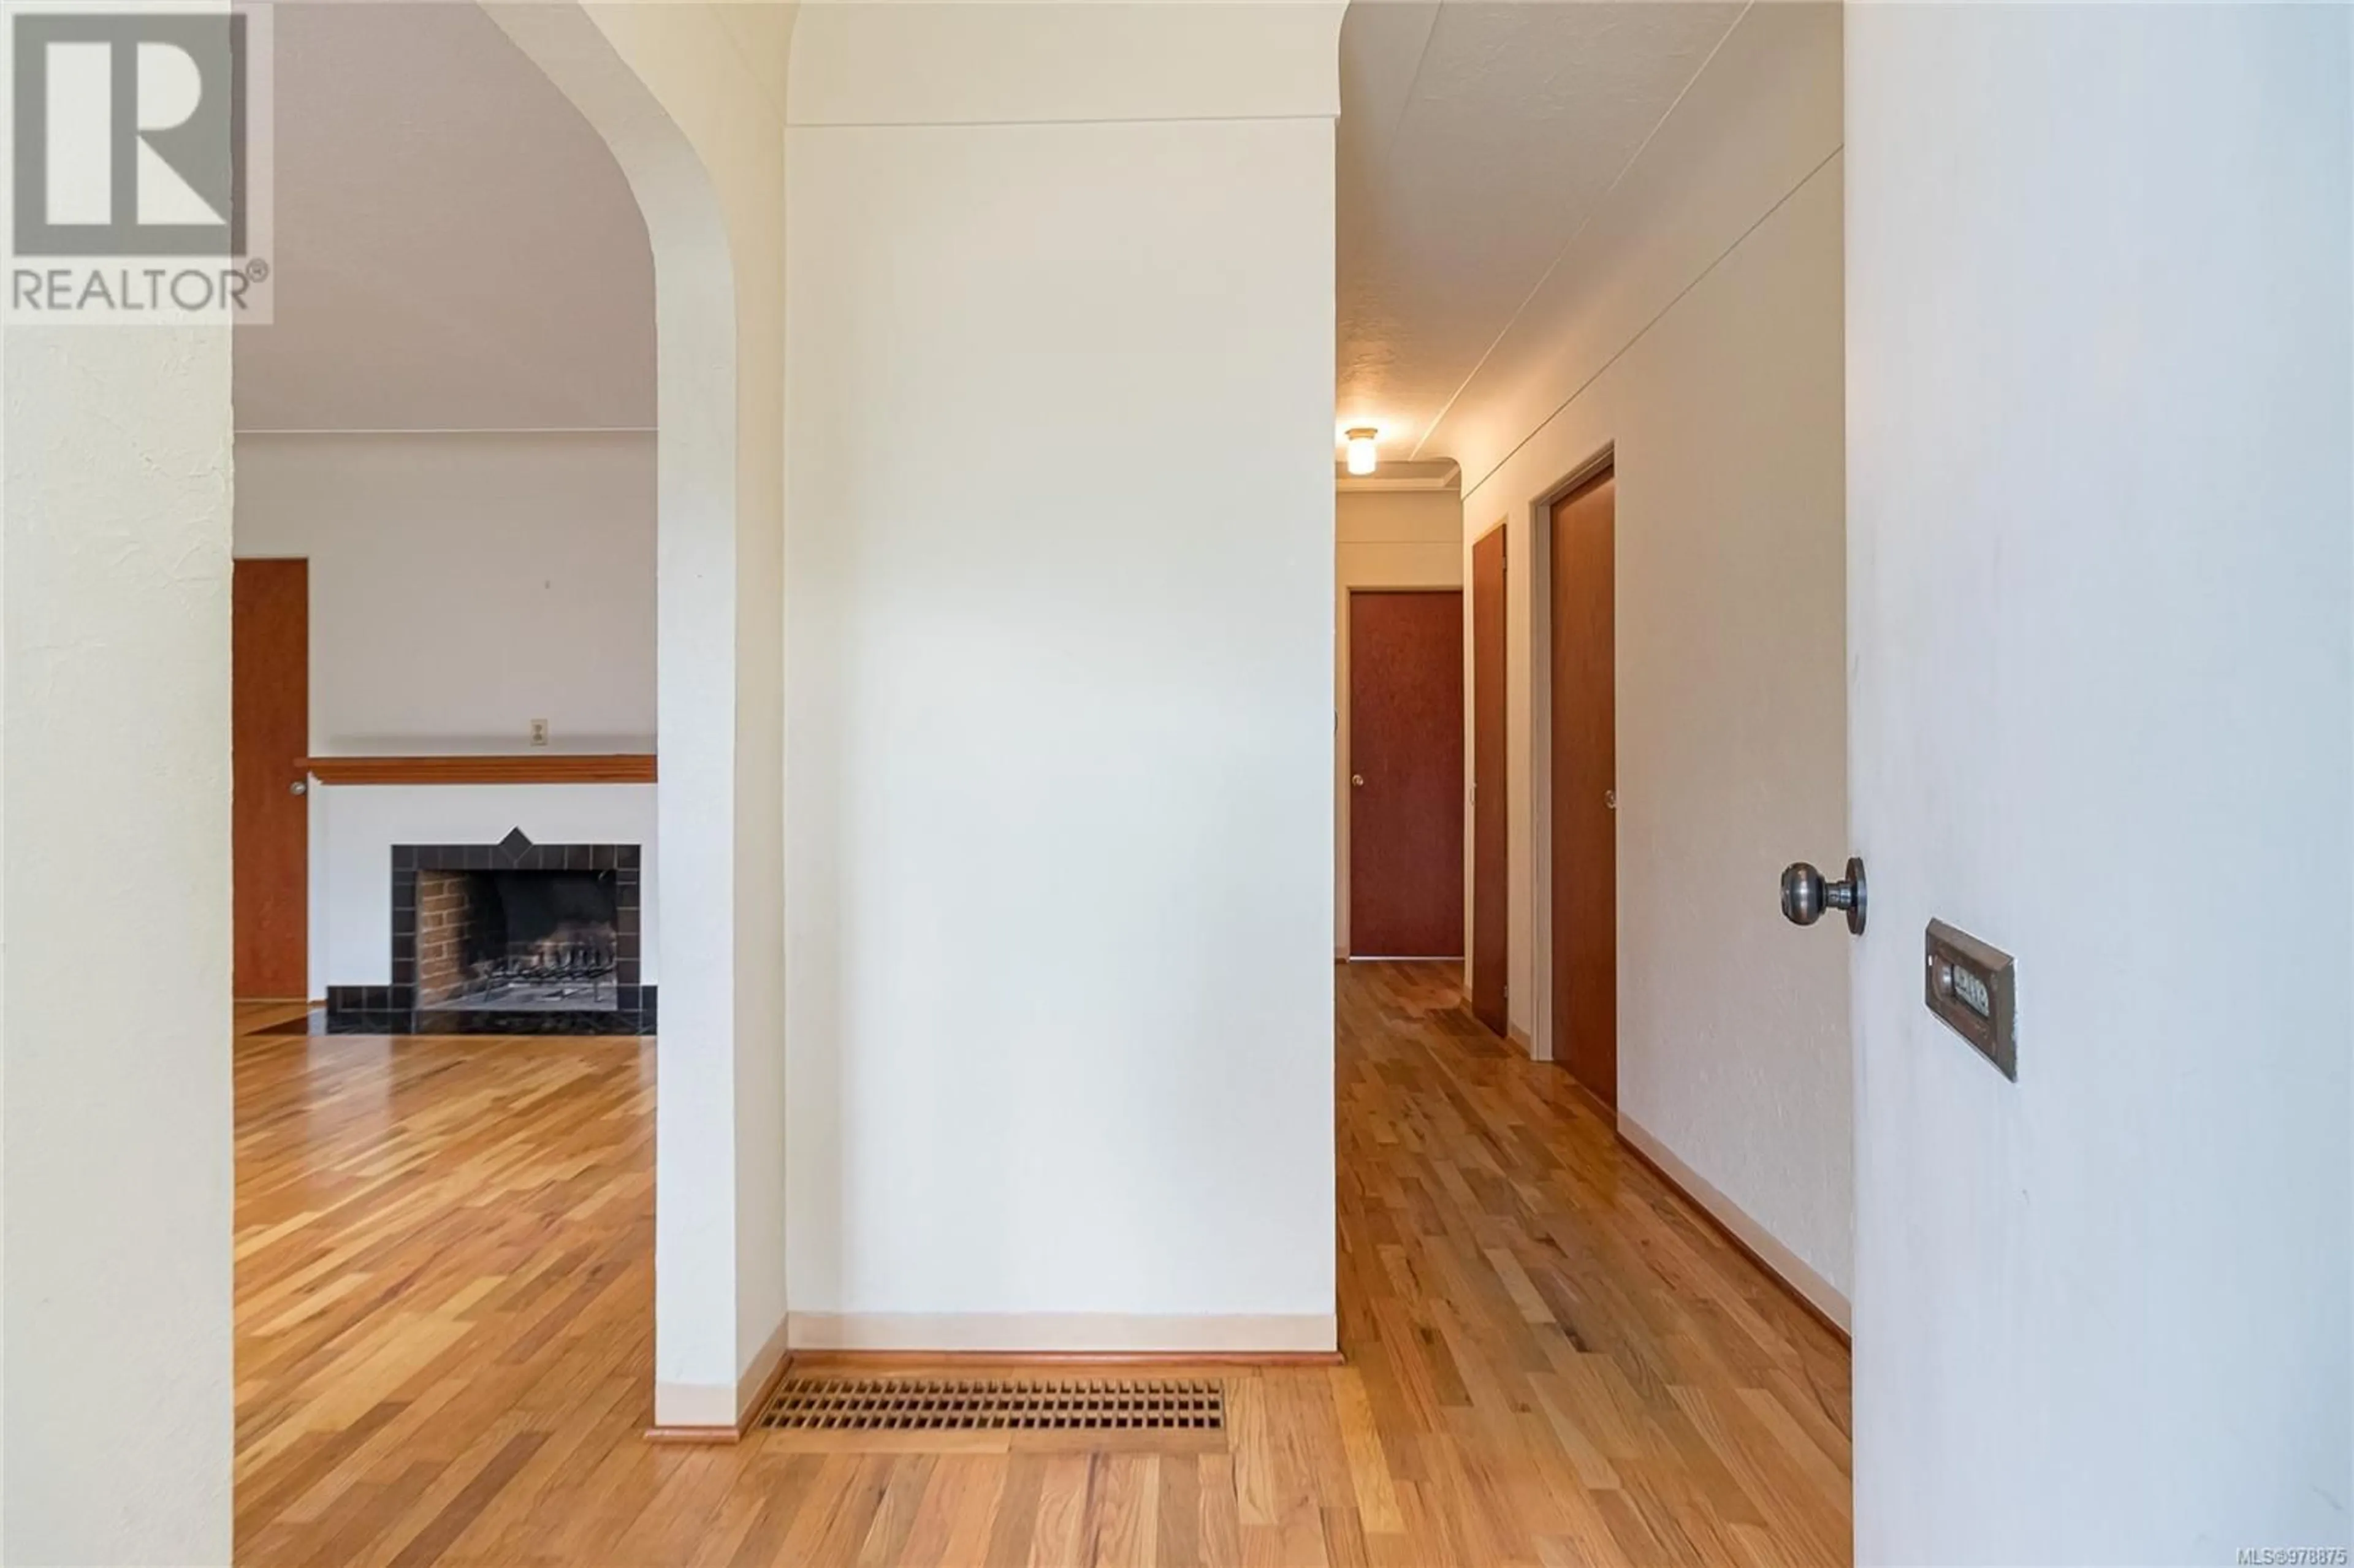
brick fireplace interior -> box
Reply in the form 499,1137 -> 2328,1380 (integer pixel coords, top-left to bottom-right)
416,867 -> 619,1010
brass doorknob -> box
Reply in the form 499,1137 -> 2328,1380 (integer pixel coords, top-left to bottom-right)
1781,856 -> 1866,935
1351,774 -> 1365,787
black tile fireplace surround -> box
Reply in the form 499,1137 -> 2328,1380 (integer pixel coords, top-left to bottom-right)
322,829 -> 655,1036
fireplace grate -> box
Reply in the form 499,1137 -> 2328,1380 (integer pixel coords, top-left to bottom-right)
756,1376 -> 1225,1435
486,942 -> 615,985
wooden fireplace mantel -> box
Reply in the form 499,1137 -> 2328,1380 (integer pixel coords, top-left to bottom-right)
301,754 -> 658,786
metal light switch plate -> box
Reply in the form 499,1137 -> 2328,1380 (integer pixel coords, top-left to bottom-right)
1924,919 -> 2016,1080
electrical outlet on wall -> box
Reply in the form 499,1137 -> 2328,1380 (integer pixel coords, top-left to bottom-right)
529,718 -> 550,747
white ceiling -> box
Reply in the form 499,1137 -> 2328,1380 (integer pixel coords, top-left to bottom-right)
232,3 -> 653,433
1336,0 -> 1745,467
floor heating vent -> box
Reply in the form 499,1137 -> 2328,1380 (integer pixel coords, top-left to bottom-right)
756,1376 -> 1226,1434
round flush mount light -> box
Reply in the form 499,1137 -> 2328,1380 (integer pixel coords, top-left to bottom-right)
1343,427 -> 1380,476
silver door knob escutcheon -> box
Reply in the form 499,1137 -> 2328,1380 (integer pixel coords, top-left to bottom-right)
289,779 -> 309,796
1781,856 -> 1866,936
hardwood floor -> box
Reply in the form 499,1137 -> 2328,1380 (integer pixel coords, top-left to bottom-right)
232,967 -> 1850,1566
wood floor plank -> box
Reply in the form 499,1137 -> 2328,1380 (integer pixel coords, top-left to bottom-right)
234,965 -> 1851,1566
724,1455 -> 829,1568
983,1455 -> 1049,1568
1026,1455 -> 1094,1568
858,1455 -> 940,1567
1084,1455 -> 1159,1568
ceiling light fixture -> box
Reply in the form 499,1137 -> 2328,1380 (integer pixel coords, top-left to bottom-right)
1344,427 -> 1380,476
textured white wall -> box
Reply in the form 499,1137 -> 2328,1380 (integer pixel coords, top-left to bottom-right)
782,7 -> 1341,1347
2,327 -> 236,1560
1848,4 -> 2352,1557
233,433 -> 657,754
1335,489 -> 1463,954
1455,3 -> 1852,1306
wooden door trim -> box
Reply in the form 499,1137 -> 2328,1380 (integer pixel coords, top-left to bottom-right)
1529,443 -> 1614,1066
1469,522 -> 1509,1035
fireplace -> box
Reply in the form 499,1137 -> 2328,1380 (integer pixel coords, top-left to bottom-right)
323,829 -> 653,1034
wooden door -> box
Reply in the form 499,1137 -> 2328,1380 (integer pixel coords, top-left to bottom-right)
1348,590 -> 1465,959
234,559 -> 309,999
1548,470 -> 1616,1103
1470,526 -> 1509,1033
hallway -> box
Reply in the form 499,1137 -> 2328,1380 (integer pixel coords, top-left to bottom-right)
232,966 -> 1849,1566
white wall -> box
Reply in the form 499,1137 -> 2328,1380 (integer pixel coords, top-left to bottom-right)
1335,487 -> 1463,954
1447,3 -> 1852,1314
234,433 -> 656,755
1848,4 -> 2352,1558
488,0 -> 793,1429
2,331 -> 235,1559
782,4 -> 1342,1351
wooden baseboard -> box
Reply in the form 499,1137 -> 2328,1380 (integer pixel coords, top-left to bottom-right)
785,1350 -> 1344,1372
786,1312 -> 1337,1357
1612,1114 -> 1851,1345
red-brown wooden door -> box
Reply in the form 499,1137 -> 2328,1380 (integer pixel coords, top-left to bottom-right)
234,558 -> 309,999
1348,589 -> 1465,959
1549,471 -> 1616,1103
1470,527 -> 1509,1033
